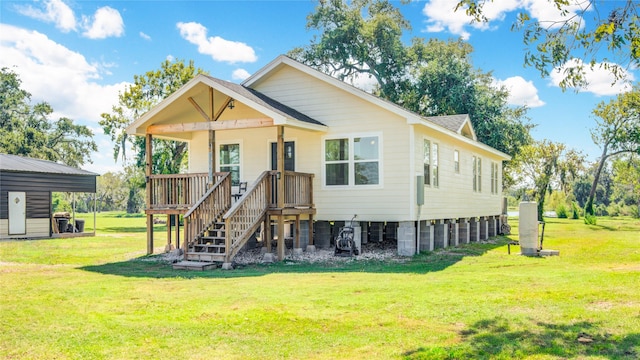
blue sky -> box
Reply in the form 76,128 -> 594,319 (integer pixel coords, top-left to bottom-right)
1,0 -> 635,174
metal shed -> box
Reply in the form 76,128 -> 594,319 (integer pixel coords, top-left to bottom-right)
0,154 -> 98,239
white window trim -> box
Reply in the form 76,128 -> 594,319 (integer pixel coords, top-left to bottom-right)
321,132 -> 383,189
432,142 -> 439,188
217,140 -> 243,183
420,136 -> 434,188
454,149 -> 460,174
491,161 -> 499,195
473,154 -> 482,193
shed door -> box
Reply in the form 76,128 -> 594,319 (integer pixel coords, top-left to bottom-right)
8,191 -> 26,235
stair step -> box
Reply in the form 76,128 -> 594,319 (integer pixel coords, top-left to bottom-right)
186,252 -> 225,262
201,236 -> 225,243
173,261 -> 217,271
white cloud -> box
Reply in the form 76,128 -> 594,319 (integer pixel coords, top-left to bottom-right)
177,21 -> 257,63
232,68 -> 251,81
422,0 -> 586,38
550,58 -> 634,96
139,32 -> 151,41
494,76 -> 545,107
17,0 -> 76,33
81,6 -> 124,39
0,24 -> 129,123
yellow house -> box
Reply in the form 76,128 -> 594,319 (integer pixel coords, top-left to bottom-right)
126,55 -> 510,269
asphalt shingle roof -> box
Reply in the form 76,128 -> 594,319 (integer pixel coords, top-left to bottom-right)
0,154 -> 98,176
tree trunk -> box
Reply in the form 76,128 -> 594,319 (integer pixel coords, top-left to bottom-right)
585,145 -> 609,215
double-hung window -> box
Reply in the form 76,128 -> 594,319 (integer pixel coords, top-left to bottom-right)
219,143 -> 240,186
325,135 -> 380,186
432,143 -> 439,187
423,139 -> 439,187
491,162 -> 499,194
423,140 -> 431,186
473,155 -> 482,192
454,150 -> 460,173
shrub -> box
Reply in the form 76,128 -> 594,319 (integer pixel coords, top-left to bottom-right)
571,202 -> 581,219
584,214 -> 597,225
555,203 -> 568,218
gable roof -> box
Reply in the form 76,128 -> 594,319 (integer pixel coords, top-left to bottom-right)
206,76 -> 325,127
244,55 -> 509,160
126,74 -> 326,136
0,154 -> 98,176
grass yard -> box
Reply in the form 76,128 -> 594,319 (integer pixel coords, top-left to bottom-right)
1,213 -> 639,359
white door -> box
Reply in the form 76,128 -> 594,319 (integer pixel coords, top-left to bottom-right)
8,192 -> 26,235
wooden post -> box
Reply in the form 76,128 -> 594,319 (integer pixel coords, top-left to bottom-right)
145,133 -> 154,254
166,214 -> 172,250
295,214 -> 301,249
265,215 -> 272,253
276,126 -> 285,261
175,215 -> 180,249
308,213 -> 314,246
208,87 -> 216,186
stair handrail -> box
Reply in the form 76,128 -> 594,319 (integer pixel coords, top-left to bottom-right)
184,173 -> 232,253
222,170 -> 272,262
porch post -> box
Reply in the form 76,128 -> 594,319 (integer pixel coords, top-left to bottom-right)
208,87 -> 216,185
145,133 -> 154,254
276,126 -> 285,261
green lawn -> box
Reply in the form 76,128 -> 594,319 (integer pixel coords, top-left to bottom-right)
1,213 -> 639,359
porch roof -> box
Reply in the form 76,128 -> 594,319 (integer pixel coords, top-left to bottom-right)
126,74 -> 327,139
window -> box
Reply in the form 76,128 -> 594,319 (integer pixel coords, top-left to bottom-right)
354,136 -> 379,185
454,150 -> 460,173
491,162 -> 499,194
220,143 -> 240,185
423,139 -> 431,186
325,135 -> 380,186
473,155 -> 482,192
432,143 -> 439,187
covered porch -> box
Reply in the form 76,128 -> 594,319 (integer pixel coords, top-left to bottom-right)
126,74 -> 326,266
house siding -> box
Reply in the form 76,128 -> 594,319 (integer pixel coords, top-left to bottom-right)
0,218 -> 50,238
414,126 -> 502,220
252,66 -> 412,222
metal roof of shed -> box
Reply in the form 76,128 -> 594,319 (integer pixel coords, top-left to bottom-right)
0,154 -> 98,176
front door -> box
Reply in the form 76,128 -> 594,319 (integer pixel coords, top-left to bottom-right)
271,141 -> 295,171
8,191 -> 26,235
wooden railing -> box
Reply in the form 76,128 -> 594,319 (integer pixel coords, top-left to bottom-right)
268,171 -> 314,209
148,173 -> 225,211
184,173 -> 232,252
223,171 -> 272,262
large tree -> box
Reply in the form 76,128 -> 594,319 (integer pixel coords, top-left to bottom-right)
455,0 -> 639,89
611,155 -> 640,217
585,86 -> 640,215
0,67 -> 96,167
511,140 -> 582,220
291,0 -> 533,166
100,59 -> 206,174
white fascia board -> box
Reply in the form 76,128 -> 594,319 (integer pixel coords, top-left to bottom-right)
125,74 -> 208,136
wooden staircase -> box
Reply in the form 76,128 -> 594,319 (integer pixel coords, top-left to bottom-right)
186,221 -> 227,262
175,171 -> 272,269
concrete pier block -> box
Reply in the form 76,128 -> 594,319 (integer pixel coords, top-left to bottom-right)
314,221 -> 331,249
360,222 -> 369,244
369,222 -> 384,242
470,217 -> 479,242
397,221 -> 416,256
452,220 -> 459,246
385,222 -> 398,240
434,219 -> 448,249
418,220 -> 433,252
458,218 -> 469,244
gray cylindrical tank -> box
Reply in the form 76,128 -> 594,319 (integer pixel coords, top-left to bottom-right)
519,202 -> 539,255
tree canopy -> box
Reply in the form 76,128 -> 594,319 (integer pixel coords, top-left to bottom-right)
455,0 -> 639,89
0,67 -> 97,167
291,0 -> 533,162
585,85 -> 640,214
100,59 -> 207,174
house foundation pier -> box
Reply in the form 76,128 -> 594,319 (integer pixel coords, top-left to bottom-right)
450,219 -> 459,247
434,219 -> 448,249
470,217 -> 479,242
370,222 -> 384,242
397,221 -> 416,256
458,218 -> 470,244
315,221 -> 331,248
